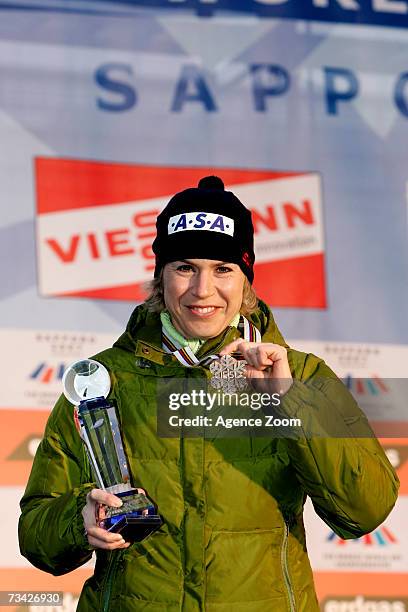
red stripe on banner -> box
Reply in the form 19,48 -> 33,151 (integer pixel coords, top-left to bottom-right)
40,367 -> 53,383
35,159 -> 301,214
59,282 -> 148,301
56,254 -> 326,308
382,526 -> 398,544
253,253 -> 327,308
373,375 -> 389,392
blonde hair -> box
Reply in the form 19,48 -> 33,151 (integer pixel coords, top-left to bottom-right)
144,269 -> 258,318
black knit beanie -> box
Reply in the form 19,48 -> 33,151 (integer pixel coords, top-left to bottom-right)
152,176 -> 255,283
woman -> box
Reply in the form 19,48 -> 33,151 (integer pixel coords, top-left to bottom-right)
19,176 -> 399,611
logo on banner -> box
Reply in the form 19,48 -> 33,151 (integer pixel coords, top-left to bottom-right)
327,525 -> 397,547
29,362 -> 66,384
320,520 -> 404,570
322,596 -> 408,612
22,333 -> 97,407
344,373 -> 404,426
0,328 -> 115,411
304,497 -> 407,572
35,159 -> 327,307
344,374 -> 389,396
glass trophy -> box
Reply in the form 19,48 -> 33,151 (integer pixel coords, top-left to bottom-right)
62,359 -> 162,542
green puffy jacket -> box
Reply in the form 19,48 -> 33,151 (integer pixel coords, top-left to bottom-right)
19,302 -> 399,611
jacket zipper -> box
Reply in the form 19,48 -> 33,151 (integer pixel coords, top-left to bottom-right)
281,521 -> 296,612
102,550 -> 122,612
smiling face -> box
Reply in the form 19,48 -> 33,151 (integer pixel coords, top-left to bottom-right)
162,259 -> 246,340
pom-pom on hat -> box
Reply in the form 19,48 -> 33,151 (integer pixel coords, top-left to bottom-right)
152,176 -> 255,283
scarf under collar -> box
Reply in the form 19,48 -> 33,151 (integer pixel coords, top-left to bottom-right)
160,310 -> 240,355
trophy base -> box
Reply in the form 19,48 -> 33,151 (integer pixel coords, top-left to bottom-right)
103,489 -> 162,542
105,514 -> 163,542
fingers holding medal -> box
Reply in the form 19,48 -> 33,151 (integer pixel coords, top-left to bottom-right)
219,338 -> 293,394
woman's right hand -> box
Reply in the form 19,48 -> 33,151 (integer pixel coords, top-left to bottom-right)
82,488 -> 131,550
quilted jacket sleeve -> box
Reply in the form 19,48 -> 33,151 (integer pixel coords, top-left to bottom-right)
18,394 -> 95,575
281,353 -> 399,539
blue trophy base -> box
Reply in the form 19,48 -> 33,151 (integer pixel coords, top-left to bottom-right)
104,490 -> 162,542
105,513 -> 163,542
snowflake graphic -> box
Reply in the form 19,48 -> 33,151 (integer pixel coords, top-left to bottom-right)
209,355 -> 248,394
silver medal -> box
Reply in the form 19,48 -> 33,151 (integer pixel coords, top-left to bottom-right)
209,354 -> 248,394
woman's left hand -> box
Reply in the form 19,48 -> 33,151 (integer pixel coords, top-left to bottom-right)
219,339 -> 293,395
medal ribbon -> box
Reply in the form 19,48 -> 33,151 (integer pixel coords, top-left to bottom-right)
162,315 -> 261,368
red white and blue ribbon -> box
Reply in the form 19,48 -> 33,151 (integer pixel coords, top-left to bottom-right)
162,315 -> 261,368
